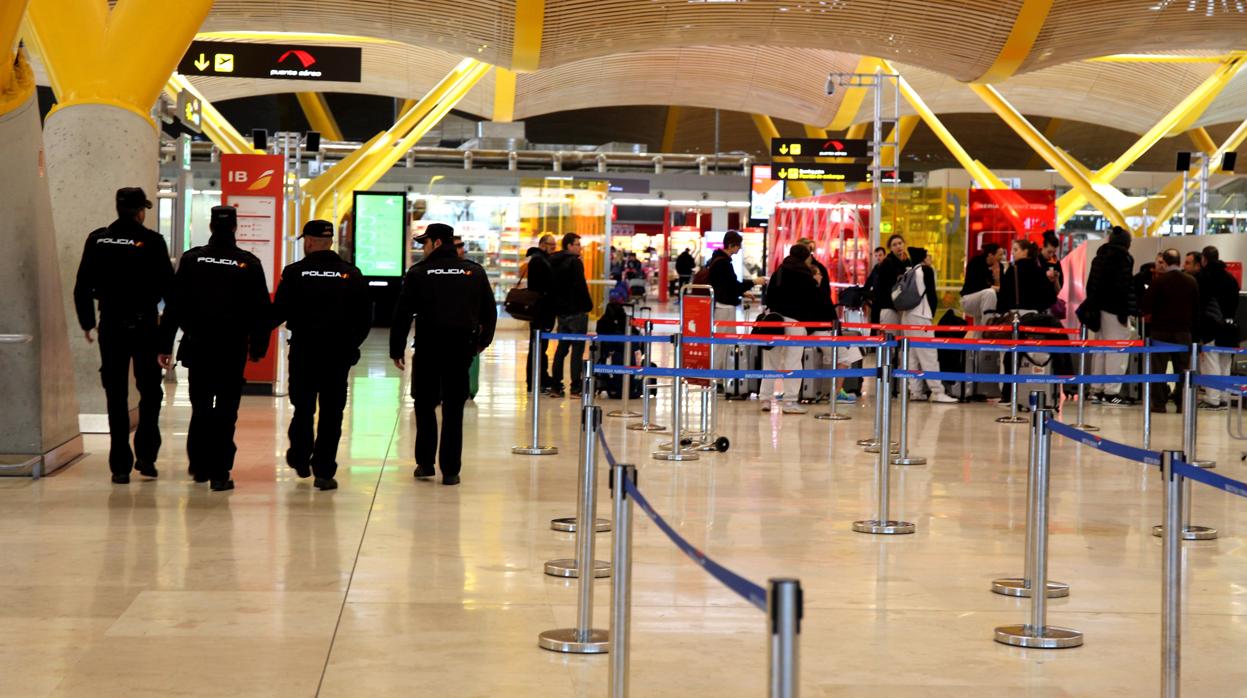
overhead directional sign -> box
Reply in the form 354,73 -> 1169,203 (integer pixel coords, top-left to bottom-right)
178,41 -> 362,82
771,137 -> 869,159
770,164 -> 914,184
175,90 -> 202,133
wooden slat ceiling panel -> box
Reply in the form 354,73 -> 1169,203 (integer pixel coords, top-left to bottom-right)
1023,0 -> 1247,73
539,0 -> 1021,81
200,0 -> 514,66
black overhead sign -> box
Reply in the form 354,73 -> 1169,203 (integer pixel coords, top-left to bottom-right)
771,137 -> 869,159
178,41 -> 362,82
770,164 -> 914,184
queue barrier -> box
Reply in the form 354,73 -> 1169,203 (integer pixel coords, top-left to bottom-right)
906,339 -> 1187,353
596,429 -> 801,697
630,316 -> 1081,335
894,370 -> 1179,385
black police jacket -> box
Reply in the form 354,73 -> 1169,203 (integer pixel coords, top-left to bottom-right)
389,243 -> 497,359
161,234 -> 273,361
272,250 -> 370,357
73,218 -> 174,330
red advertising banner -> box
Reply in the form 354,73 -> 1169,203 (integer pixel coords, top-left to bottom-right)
220,153 -> 285,385
966,189 -> 1056,260
681,293 -> 713,386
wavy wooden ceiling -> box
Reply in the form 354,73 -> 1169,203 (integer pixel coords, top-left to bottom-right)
187,1 -> 1247,135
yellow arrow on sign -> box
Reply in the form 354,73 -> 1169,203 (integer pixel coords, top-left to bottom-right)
193,53 -> 209,71
779,144 -> 789,155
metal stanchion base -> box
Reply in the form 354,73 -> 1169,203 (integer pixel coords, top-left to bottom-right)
852,519 -> 915,535
996,416 -> 1029,424
815,412 -> 851,421
863,441 -> 900,454
607,410 -> 642,418
544,558 -> 611,578
512,446 -> 559,455
1190,459 -> 1216,468
993,624 -> 1083,649
550,517 -> 611,533
890,456 -> 927,466
991,578 -> 1070,598
856,437 -> 879,446
1069,423 -> 1100,432
652,449 -> 700,461
537,627 -> 610,654
627,423 -> 667,432
1150,524 -> 1218,540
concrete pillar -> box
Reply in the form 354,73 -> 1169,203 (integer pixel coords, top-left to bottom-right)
43,104 -> 158,430
0,90 -> 83,475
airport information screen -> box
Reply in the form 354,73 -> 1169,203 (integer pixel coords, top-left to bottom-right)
353,192 -> 405,277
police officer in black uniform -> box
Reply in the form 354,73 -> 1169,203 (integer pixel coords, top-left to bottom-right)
74,187 -> 174,484
390,223 -> 496,486
271,220 -> 370,491
159,206 -> 272,491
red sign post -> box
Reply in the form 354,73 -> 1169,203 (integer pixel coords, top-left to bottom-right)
220,153 -> 285,385
681,291 -> 714,386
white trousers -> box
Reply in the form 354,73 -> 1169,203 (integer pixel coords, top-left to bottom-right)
1199,347 -> 1230,404
1092,311 -> 1132,395
898,310 -> 946,397
760,316 -> 803,400
960,288 -> 998,323
713,304 -> 738,371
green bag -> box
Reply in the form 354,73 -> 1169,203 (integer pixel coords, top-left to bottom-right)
469,354 -> 480,398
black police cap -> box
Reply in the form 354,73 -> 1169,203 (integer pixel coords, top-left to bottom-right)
414,223 -> 454,245
300,219 -> 334,239
211,205 -> 237,227
116,187 -> 152,210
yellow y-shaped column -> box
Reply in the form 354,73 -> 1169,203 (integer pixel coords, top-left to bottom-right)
24,0 -> 212,420
0,0 -> 83,471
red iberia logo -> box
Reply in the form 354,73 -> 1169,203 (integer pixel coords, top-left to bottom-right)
279,50 -> 317,69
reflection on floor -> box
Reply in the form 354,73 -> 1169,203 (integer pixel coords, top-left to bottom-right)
3,329 -> 1247,697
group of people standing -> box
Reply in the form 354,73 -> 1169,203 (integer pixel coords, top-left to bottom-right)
520,232 -> 594,398
78,187 -> 497,491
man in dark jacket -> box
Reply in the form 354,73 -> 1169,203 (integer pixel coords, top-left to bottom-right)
390,223 -> 496,485
862,246 -> 887,325
959,243 -> 1001,322
547,232 -> 593,398
525,234 -> 557,393
1084,226 -> 1137,406
74,187 -> 174,484
760,244 -> 818,413
1195,245 -> 1241,408
707,230 -> 766,369
675,248 -> 696,290
159,206 -> 273,491
1143,249 -> 1200,413
271,220 -> 370,490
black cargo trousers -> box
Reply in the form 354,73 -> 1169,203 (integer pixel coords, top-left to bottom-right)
286,341 -> 354,478
97,315 -> 164,475
184,338 -> 248,482
412,332 -> 475,478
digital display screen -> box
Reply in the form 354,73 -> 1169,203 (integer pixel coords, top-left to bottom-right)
749,165 -> 785,227
353,192 -> 406,277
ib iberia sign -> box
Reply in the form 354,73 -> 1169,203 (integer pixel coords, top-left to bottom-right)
178,41 -> 362,82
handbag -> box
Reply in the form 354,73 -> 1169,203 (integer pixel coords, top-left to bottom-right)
751,311 -> 785,350
504,286 -> 544,322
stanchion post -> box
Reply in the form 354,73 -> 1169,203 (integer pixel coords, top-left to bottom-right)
768,578 -> 802,698
892,337 -> 926,466
1143,339 -> 1153,450
853,348 -> 914,535
816,322 -> 850,421
546,384 -> 612,575
609,306 -> 642,419
628,319 -> 666,432
1072,325 -> 1099,431
863,334 -> 898,454
993,406 -> 1083,648
992,391 -> 1069,598
539,403 -> 611,653
1152,370 -> 1217,540
1161,450 -> 1182,698
654,333 -> 699,461
857,335 -> 886,446
609,462 -> 637,698
997,317 -> 1028,424
513,327 -> 560,455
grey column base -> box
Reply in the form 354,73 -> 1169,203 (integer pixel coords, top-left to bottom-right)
551,517 -> 611,533
991,578 -> 1070,598
544,558 -> 611,578
538,628 -> 610,654
852,519 -> 915,535
993,624 -> 1083,649
1151,524 -> 1218,540
512,445 -> 559,455
0,434 -> 84,479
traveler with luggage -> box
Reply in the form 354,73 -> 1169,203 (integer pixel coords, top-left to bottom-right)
960,243 -> 1002,323
1194,245 -> 1241,408
704,230 -> 766,369
895,247 -> 957,403
873,234 -> 912,331
1079,226 -> 1137,406
548,233 -> 594,398
520,235 -> 557,393
1142,248 -> 1199,413
759,244 -> 818,414
863,246 -> 887,326
797,237 -> 858,404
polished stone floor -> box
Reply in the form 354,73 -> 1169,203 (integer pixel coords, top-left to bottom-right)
4,328 -> 1247,697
